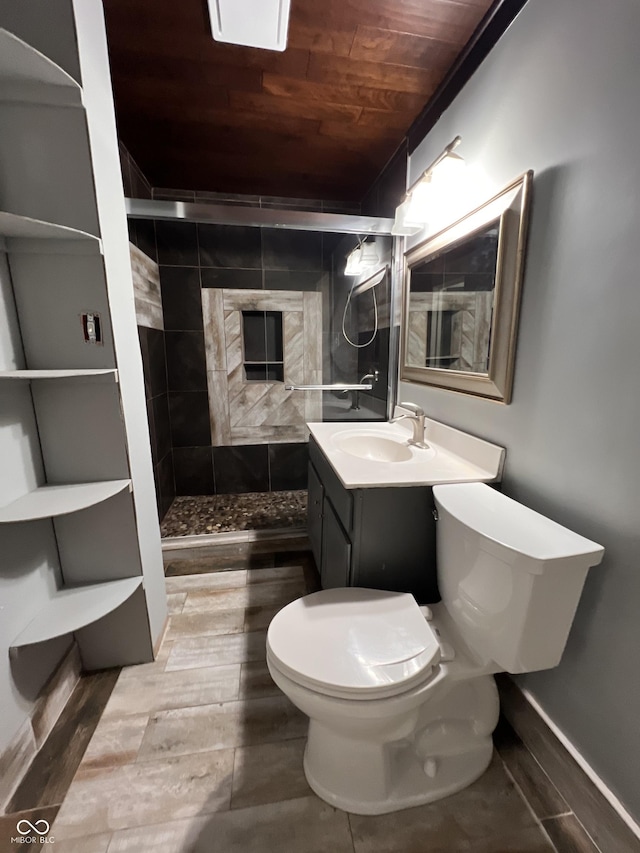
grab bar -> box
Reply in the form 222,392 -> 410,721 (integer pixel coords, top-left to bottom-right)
285,383 -> 373,391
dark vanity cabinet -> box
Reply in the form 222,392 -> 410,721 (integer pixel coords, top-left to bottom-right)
308,437 -> 439,604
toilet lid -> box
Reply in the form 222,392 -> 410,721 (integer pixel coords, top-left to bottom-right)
267,588 -> 441,699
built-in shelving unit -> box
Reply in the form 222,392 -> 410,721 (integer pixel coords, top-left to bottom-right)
0,210 -> 102,252
0,11 -> 166,674
0,480 -> 130,523
10,577 -> 143,648
0,27 -> 83,107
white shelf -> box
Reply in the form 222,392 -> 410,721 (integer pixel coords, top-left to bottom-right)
0,369 -> 117,381
0,211 -> 102,254
0,480 -> 131,523
0,28 -> 83,107
11,577 -> 143,648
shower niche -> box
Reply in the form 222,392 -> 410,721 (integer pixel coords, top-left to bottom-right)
242,310 -> 284,383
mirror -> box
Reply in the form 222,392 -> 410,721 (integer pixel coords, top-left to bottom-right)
401,171 -> 532,403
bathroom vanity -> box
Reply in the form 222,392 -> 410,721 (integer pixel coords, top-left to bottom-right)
307,418 -> 505,603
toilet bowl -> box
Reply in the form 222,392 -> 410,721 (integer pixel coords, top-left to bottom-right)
266,481 -> 604,815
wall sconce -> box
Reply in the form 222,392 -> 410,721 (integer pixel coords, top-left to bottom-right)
345,240 -> 381,276
392,136 -> 465,236
208,0 -> 291,51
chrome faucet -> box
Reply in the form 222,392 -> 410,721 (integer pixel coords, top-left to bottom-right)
390,402 -> 429,449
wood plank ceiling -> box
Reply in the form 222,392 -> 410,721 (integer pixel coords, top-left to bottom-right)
103,0 -> 495,202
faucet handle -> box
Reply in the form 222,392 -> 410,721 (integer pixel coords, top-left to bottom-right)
398,401 -> 425,417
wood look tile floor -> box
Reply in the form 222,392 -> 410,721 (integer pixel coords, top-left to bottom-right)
12,548 -> 594,852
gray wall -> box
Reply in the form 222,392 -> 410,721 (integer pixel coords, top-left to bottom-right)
401,0 -> 640,821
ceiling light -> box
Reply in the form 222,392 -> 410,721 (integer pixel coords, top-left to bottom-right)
345,242 -> 380,276
207,0 -> 291,52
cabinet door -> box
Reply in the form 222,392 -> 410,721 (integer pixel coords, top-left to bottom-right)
321,497 -> 352,589
307,463 -> 324,569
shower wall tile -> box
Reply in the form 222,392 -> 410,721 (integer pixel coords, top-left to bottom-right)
157,451 -> 175,519
173,447 -> 215,496
262,228 -> 323,271
137,320 -> 174,521
303,292 -> 322,376
146,327 -> 167,399
146,398 -> 157,464
135,219 -> 158,263
201,269 -> 262,290
155,221 -> 199,266
127,218 -> 138,248
263,270 -> 325,292
164,331 -> 208,392
130,244 -> 163,330
223,289 -> 304,312
138,326 -> 151,399
169,392 -> 211,447
202,289 -> 227,371
232,425 -> 307,445
198,224 -> 262,269
207,371 -> 231,446
213,445 -> 269,493
160,267 -> 203,331
269,444 -> 309,491
152,393 -> 172,462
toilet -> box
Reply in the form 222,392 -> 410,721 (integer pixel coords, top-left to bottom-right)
266,481 -> 604,815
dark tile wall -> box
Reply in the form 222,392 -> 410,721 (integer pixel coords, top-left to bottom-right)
151,220 -> 331,496
120,142 -> 176,521
138,324 -> 175,520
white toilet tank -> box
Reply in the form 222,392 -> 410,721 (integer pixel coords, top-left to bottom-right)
432,482 -> 604,673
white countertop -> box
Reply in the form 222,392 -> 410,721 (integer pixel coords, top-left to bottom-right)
308,415 -> 505,489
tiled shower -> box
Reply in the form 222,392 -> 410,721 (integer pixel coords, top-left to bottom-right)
130,213 -> 394,524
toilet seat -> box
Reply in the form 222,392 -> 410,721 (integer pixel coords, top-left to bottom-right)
267,588 -> 441,701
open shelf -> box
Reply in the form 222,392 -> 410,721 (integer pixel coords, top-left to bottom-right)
0,369 -> 117,381
0,480 -> 131,523
0,28 -> 83,107
10,577 -> 143,648
0,211 -> 102,253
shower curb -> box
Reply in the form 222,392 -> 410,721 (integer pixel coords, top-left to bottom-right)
161,527 -> 309,552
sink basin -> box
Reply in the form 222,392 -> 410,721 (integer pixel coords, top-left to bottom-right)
335,432 -> 413,463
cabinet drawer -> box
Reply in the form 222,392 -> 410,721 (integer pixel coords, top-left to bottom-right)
309,436 -> 353,533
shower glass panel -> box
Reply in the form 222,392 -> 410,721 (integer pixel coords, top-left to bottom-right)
323,232 -> 393,422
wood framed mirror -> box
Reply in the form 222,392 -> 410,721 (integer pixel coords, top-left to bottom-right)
400,171 -> 533,403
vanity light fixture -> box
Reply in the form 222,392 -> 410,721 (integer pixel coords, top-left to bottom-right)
344,240 -> 381,276
392,136 -> 465,236
207,0 -> 291,52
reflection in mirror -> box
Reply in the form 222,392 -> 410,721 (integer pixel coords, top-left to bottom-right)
406,221 -> 498,373
401,172 -> 532,403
